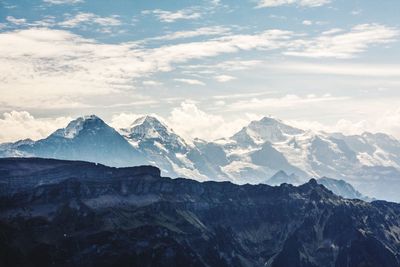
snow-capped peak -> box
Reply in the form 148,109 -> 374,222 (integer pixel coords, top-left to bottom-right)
52,115 -> 105,139
123,116 -> 171,139
121,115 -> 189,147
130,115 -> 168,130
232,116 -> 304,145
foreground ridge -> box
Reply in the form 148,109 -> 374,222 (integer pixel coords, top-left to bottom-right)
1,158 -> 400,267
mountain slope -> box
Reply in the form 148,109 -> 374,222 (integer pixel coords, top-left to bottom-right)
317,177 -> 373,201
1,115 -> 145,167
120,115 -> 220,180
1,158 -> 400,267
213,117 -> 400,201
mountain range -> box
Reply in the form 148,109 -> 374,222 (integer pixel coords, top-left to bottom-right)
1,114 -> 400,202
1,158 -> 400,267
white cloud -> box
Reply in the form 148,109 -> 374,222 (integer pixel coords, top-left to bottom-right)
214,74 -> 236,82
142,8 -> 202,23
288,108 -> 400,139
0,111 -> 71,143
274,62 -> 400,77
184,60 -> 263,72
174,78 -> 205,86
0,27 -> 293,108
351,9 -> 362,16
167,101 -> 254,140
6,16 -> 27,25
213,91 -> 274,100
321,28 -> 343,35
142,80 -> 162,86
110,112 -> 144,130
2,24 -> 396,110
227,94 -> 347,111
59,12 -> 121,28
43,0 -> 84,4
286,24 -> 399,58
152,26 -> 230,41
302,20 -> 313,26
257,0 -> 330,8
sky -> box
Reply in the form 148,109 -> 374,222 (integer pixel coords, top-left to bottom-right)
1,0 -> 400,142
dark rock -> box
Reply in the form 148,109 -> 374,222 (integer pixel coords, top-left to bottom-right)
1,158 -> 400,267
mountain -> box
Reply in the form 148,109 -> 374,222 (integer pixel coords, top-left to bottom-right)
265,170 -> 302,186
120,115 -> 225,180
1,158 -> 400,267
211,117 -> 400,201
231,116 -> 305,145
0,115 -> 145,167
2,114 -> 400,201
265,171 -> 372,201
217,117 -> 361,181
316,177 -> 373,202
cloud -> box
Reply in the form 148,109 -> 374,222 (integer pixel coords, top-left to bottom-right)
110,112 -> 144,130
6,16 -> 27,25
167,101 -> 254,140
226,94 -> 347,111
286,24 -> 399,58
288,108 -> 400,139
257,0 -> 330,8
174,78 -> 205,86
274,62 -> 400,77
0,27 -> 293,108
214,74 -> 236,82
0,111 -> 71,143
351,9 -> 362,16
142,8 -> 202,23
43,0 -> 84,4
302,20 -> 313,26
212,91 -> 274,100
142,80 -> 162,86
151,26 -> 230,41
59,12 -> 121,28
2,24 -> 395,110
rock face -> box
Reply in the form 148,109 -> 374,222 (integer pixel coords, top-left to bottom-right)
1,158 -> 400,267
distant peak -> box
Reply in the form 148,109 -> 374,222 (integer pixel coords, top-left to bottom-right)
130,115 -> 166,128
232,115 -> 304,144
259,116 -> 281,124
53,114 -> 107,139
82,114 -> 102,121
273,170 -> 289,177
123,115 -> 185,144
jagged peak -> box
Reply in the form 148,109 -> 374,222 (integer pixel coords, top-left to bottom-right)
122,115 -> 190,147
298,178 -> 335,196
361,131 -> 396,141
128,115 -> 170,131
232,116 -> 304,144
272,170 -> 289,177
257,116 -> 283,125
52,114 -> 108,139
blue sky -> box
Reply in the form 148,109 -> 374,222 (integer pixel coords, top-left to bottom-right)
1,0 -> 400,142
